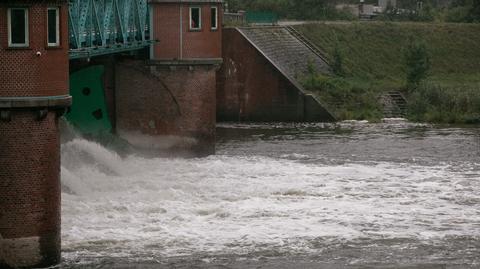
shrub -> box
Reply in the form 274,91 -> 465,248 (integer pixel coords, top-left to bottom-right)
407,82 -> 480,123
404,38 -> 431,90
332,44 -> 345,77
301,72 -> 382,121
445,5 -> 472,22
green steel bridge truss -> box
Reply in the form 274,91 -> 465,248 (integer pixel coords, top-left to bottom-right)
69,0 -> 153,59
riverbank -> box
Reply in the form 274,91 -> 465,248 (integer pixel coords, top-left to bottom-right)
294,21 -> 480,123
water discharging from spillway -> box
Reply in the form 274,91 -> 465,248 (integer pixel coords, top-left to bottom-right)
60,121 -> 480,268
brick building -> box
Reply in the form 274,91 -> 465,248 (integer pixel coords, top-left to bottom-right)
115,0 -> 223,156
0,0 -> 71,268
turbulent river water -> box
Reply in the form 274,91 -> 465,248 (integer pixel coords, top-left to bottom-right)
61,121 -> 480,268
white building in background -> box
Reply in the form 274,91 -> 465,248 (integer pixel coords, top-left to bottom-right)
337,0 -> 399,19
378,0 -> 397,12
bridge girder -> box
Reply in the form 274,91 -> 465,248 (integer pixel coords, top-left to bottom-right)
69,0 -> 152,59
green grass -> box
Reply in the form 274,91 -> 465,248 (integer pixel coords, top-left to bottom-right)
408,83 -> 480,124
295,21 -> 480,123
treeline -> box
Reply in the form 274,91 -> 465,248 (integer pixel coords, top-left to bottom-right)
225,0 -> 480,22
383,0 -> 480,22
225,0 -> 359,20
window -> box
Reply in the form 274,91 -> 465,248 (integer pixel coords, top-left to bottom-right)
211,7 -> 218,30
47,7 -> 60,47
190,7 -> 201,30
7,8 -> 29,47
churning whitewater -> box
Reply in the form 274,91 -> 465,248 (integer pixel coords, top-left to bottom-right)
61,122 -> 480,267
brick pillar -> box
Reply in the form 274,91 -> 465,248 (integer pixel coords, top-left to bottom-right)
115,59 -> 220,156
0,107 -> 68,268
0,1 -> 71,267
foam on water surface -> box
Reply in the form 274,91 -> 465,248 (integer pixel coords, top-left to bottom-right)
61,123 -> 480,266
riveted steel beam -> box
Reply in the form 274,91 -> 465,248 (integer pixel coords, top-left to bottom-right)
69,0 -> 151,59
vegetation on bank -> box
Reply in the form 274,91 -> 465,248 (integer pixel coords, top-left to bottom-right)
225,0 -> 357,21
225,0 -> 480,23
295,22 -> 480,123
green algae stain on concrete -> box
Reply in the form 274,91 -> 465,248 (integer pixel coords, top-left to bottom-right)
66,65 -> 112,135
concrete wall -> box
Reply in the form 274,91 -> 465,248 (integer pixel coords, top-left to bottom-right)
217,28 -> 309,122
115,59 -> 218,156
152,2 -> 223,60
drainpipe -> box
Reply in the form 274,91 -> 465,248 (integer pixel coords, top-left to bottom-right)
180,4 -> 183,59
150,4 -> 154,60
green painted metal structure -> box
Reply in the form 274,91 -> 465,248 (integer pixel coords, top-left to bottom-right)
66,65 -> 113,135
68,0 -> 153,59
246,11 -> 278,25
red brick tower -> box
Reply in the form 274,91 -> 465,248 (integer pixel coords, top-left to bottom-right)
115,0 -> 223,156
0,1 -> 70,267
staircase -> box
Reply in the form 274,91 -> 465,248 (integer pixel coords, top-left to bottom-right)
380,91 -> 408,118
285,26 -> 330,64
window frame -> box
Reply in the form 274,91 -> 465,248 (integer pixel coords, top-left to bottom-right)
7,7 -> 29,48
47,7 -> 60,47
210,6 -> 218,31
189,6 -> 202,31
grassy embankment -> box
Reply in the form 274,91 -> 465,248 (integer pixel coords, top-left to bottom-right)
295,22 -> 480,123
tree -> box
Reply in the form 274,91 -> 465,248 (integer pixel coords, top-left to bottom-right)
469,0 -> 480,21
405,38 -> 431,90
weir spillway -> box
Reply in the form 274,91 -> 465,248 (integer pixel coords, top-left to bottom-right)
61,122 -> 480,268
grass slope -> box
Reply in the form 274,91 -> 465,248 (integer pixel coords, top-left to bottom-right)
294,21 -> 480,122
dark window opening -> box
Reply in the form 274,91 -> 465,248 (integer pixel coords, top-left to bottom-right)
211,7 -> 218,30
9,8 -> 28,46
190,7 -> 201,30
47,8 -> 59,46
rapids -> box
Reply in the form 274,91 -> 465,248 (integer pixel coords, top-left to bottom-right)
61,121 -> 480,268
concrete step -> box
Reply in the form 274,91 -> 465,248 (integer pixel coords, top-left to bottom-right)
380,91 -> 408,118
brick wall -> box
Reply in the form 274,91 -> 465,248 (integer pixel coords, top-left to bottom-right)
0,1 -> 68,267
115,59 -> 217,156
0,1 -> 69,97
152,2 -> 222,60
217,28 -> 306,122
0,111 -> 61,268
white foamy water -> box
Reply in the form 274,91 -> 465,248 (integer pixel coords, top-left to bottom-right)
61,123 -> 480,266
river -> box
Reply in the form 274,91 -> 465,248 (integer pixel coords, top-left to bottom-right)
60,120 -> 480,268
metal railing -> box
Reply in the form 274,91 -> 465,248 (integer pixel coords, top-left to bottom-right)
68,0 -> 153,59
246,11 -> 278,25
224,11 -> 246,26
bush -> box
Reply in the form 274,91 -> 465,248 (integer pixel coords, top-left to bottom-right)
407,82 -> 480,123
404,38 -> 431,90
445,5 -> 472,22
332,44 -> 345,77
302,72 -> 383,121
